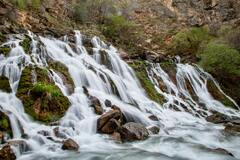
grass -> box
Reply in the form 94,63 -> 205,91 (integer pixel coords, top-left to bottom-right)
0,46 -> 11,56
32,82 -> 61,97
20,36 -> 31,54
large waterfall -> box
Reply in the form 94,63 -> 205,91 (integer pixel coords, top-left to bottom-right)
0,31 -> 239,160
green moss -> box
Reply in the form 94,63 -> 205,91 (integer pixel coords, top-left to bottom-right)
0,46 -> 11,56
129,61 -> 165,105
17,66 -> 70,124
0,112 -> 12,137
20,36 -> 31,54
0,76 -> 11,93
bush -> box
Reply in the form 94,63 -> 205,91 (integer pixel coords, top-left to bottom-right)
10,0 -> 41,10
170,27 -> 211,55
199,42 -> 240,77
73,0 -> 116,24
228,29 -> 240,51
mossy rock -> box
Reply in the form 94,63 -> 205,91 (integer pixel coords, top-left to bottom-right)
16,66 -> 70,123
0,111 -> 12,137
129,60 -> 165,105
0,76 -> 11,93
0,46 -> 11,56
48,61 -> 75,94
20,36 -> 31,54
207,80 -> 238,109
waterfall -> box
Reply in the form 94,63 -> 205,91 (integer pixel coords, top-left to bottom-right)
0,31 -> 239,160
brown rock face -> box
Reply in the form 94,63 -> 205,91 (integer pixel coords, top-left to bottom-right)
119,122 -> 149,141
0,145 -> 16,160
97,109 -> 122,131
62,138 -> 79,151
206,112 -> 232,124
100,118 -> 121,134
224,123 -> 240,134
89,96 -> 104,115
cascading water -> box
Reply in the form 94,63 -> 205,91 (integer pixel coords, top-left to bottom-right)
0,31 -> 239,160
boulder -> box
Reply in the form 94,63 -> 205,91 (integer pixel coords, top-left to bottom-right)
89,96 -> 103,115
119,122 -> 149,141
0,145 -> 16,160
206,112 -> 232,124
112,132 -> 122,143
53,127 -> 67,139
100,118 -> 121,134
37,130 -> 50,136
149,115 -> 158,121
148,126 -> 160,135
97,109 -> 122,131
224,123 -> 240,134
61,138 -> 79,151
105,99 -> 112,107
7,140 -> 30,154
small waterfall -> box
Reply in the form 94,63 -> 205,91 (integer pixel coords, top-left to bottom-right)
0,31 -> 239,160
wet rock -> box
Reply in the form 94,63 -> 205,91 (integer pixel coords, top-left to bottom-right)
148,126 -> 160,135
89,96 -> 103,115
7,140 -> 30,154
53,127 -> 67,139
119,122 -> 149,141
0,145 -> 16,160
100,118 -> 121,134
97,110 -> 122,130
62,138 -> 79,151
206,112 -> 232,124
112,132 -> 122,143
212,148 -> 234,157
149,115 -> 158,121
105,99 -> 112,107
224,123 -> 240,134
37,130 -> 50,136
82,86 -> 89,97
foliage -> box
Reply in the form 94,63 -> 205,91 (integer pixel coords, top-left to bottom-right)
73,0 -> 116,24
102,15 -> 142,55
0,46 -> 11,56
10,0 -> 41,10
0,76 -> 11,93
32,82 -> 61,97
200,42 -> 240,78
170,27 -> 212,55
227,29 -> 240,51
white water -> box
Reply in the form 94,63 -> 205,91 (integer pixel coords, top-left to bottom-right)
0,31 -> 239,160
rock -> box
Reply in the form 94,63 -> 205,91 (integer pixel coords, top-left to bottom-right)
61,138 -> 79,151
224,123 -> 240,134
119,122 -> 149,141
97,109 -> 122,130
0,145 -> 16,160
206,112 -> 232,124
37,130 -> 50,136
0,111 -> 12,137
7,140 -> 30,154
118,48 -> 129,60
89,96 -> 103,115
112,132 -> 122,143
82,86 -> 89,97
148,126 -> 160,135
53,127 -> 67,139
100,118 -> 121,134
149,115 -> 158,121
212,148 -> 234,157
105,99 -> 112,107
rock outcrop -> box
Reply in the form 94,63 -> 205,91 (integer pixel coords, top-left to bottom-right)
62,138 -> 79,151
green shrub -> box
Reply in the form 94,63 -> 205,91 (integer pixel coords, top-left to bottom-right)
228,29 -> 240,51
170,27 -> 211,55
11,0 -> 41,10
200,42 -> 240,77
